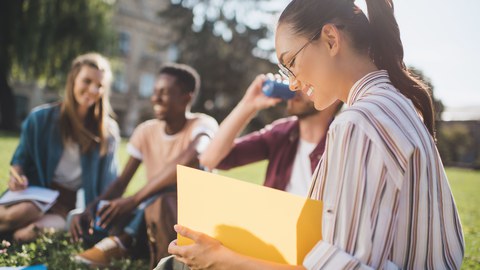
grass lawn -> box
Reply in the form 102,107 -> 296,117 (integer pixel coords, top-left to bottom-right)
0,132 -> 479,269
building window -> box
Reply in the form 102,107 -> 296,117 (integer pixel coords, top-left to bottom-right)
119,32 -> 130,56
167,44 -> 179,62
113,71 -> 128,93
139,73 -> 155,98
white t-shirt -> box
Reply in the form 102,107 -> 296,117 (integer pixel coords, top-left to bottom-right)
52,142 -> 83,191
127,113 -> 218,161
285,139 -> 316,196
126,113 -> 218,181
126,124 -> 214,161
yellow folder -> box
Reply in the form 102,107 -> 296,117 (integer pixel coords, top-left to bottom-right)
177,165 -> 323,265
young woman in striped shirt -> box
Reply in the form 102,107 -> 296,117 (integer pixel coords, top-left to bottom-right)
167,0 -> 465,269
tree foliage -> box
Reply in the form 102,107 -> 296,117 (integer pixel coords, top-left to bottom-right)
160,1 -> 284,130
0,0 -> 116,130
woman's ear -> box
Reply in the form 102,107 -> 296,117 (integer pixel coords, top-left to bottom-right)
322,24 -> 341,56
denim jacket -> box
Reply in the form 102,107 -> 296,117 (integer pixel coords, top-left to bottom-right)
10,103 -> 119,205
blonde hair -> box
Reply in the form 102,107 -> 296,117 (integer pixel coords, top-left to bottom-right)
59,52 -> 113,156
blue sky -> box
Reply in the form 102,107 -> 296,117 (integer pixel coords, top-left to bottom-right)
391,0 -> 480,108
262,0 -> 480,108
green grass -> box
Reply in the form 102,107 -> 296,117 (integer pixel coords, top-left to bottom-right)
447,168 -> 480,269
218,160 -> 267,185
0,132 -> 19,192
0,133 -> 479,269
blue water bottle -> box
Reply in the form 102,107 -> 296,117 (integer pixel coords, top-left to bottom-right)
262,79 -> 295,100
94,200 -> 109,234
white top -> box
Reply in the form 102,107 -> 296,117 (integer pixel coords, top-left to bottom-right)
304,70 -> 464,269
285,139 -> 316,196
52,142 -> 82,191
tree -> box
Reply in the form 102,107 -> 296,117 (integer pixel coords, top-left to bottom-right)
159,1 -> 283,130
407,66 -> 469,167
0,0 -> 116,130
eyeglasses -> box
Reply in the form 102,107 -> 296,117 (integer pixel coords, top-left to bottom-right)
278,30 -> 322,79
278,24 -> 345,79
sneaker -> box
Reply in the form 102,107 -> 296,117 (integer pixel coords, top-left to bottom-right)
75,236 -> 128,266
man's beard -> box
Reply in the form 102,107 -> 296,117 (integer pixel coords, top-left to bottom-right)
294,107 -> 319,119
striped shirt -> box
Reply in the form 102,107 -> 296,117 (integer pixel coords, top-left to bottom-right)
303,70 -> 464,269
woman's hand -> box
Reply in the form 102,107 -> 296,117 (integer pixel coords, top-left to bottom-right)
8,168 -> 28,191
169,225 -> 306,270
241,74 -> 282,112
169,225 -> 226,270
97,197 -> 137,229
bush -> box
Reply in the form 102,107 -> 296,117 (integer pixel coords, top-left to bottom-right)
0,230 -> 149,270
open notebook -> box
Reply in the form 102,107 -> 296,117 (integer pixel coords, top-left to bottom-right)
0,186 -> 59,213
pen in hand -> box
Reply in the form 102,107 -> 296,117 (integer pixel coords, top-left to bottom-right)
10,166 -> 26,185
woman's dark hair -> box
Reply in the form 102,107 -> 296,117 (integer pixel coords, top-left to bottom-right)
279,0 -> 436,138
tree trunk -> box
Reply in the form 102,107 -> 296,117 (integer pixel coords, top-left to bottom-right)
0,1 -> 18,130
0,73 -> 17,131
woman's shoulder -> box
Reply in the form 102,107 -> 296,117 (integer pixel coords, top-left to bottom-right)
29,103 -> 60,117
24,103 -> 61,125
338,87 -> 412,125
332,96 -> 420,159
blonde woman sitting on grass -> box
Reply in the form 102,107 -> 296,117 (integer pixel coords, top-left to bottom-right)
0,53 -> 119,243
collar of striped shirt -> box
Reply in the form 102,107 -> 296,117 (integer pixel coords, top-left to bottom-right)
346,70 -> 392,107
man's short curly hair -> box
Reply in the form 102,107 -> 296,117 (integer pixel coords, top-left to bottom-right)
158,63 -> 200,98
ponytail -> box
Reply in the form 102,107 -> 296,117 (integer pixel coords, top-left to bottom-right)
366,0 -> 436,138
279,0 -> 436,139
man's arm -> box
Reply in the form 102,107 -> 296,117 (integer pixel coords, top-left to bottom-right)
97,156 -> 141,201
70,156 -> 141,240
200,74 -> 281,170
214,130 -> 271,170
199,98 -> 257,170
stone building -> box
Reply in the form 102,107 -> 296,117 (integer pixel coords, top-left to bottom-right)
110,0 -> 180,135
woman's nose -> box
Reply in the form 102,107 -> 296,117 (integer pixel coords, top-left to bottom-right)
89,84 -> 101,95
289,78 -> 301,91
